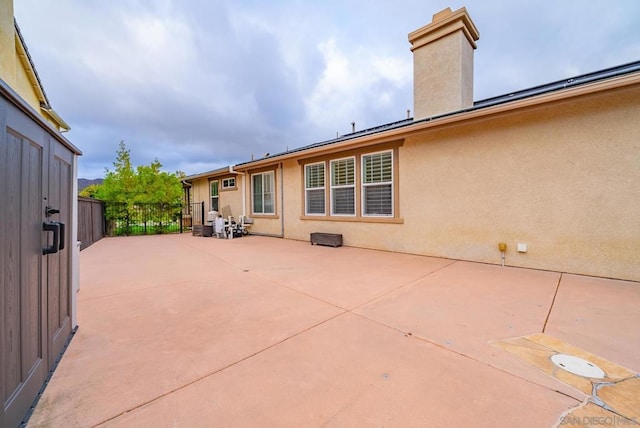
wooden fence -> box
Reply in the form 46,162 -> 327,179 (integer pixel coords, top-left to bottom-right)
78,197 -> 104,250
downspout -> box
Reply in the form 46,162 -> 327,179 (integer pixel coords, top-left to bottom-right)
279,162 -> 284,237
229,165 -> 246,217
181,180 -> 192,210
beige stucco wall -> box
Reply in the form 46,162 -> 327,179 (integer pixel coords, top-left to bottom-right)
219,177 -> 243,217
249,83 -> 640,281
397,86 -> 640,281
14,51 -> 41,110
1,0 -> 65,131
0,2 -> 38,108
0,0 -> 15,81
190,178 -> 210,212
190,175 -> 244,219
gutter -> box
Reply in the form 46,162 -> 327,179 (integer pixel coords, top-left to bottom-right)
232,68 -> 640,171
14,19 -> 49,106
41,104 -> 71,132
0,77 -> 81,155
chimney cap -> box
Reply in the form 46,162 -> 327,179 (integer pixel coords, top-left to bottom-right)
408,7 -> 479,50
433,7 -> 453,22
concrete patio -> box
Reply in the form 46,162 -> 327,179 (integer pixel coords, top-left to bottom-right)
27,234 -> 640,427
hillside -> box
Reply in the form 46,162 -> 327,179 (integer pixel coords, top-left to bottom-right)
78,178 -> 104,191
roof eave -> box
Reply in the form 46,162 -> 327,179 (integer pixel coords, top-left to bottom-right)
14,20 -> 49,106
0,77 -> 81,155
14,19 -> 72,132
233,71 -> 640,170
183,166 -> 239,182
41,105 -> 71,132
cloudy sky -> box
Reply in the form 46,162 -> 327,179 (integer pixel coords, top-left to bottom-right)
14,1 -> 640,179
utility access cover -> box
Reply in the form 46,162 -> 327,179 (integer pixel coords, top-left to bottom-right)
550,354 -> 605,379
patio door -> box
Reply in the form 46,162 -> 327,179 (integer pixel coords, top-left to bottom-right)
1,100 -> 73,427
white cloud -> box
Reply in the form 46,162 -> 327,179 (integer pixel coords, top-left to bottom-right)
305,38 -> 412,133
11,0 -> 640,179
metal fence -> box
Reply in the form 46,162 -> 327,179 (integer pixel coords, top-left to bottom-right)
189,201 -> 205,226
104,202 -> 185,236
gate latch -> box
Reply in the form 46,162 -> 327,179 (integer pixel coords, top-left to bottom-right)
45,206 -> 60,217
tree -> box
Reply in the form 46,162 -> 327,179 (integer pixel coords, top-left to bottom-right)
95,141 -> 136,203
134,159 -> 182,204
79,184 -> 101,198
95,141 -> 185,235
94,141 -> 182,205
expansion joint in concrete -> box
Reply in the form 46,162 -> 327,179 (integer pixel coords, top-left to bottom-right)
543,272 -> 563,333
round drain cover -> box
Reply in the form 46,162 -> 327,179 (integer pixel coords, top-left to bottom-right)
551,354 -> 605,378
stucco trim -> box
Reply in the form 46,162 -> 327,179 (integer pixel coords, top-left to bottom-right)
408,7 -> 479,51
183,166 -> 237,182
419,73 -> 640,129
296,139 -> 404,166
299,215 -> 404,224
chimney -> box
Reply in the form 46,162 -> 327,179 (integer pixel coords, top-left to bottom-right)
408,7 -> 479,120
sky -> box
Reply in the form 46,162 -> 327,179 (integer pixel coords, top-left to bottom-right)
13,0 -> 640,179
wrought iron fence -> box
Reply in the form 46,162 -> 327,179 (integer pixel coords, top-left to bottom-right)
189,201 -> 205,226
104,202 -> 185,236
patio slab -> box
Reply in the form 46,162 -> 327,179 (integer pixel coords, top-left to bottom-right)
26,234 -> 640,427
105,313 -> 575,427
543,273 -> 640,371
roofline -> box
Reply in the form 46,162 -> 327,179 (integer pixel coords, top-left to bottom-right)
14,19 -> 49,106
0,77 -> 81,155
41,105 -> 71,132
472,60 -> 640,109
234,60 -> 640,170
183,166 -> 239,182
14,19 -> 70,131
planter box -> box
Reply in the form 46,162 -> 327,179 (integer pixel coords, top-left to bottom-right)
310,232 -> 343,247
192,225 -> 213,237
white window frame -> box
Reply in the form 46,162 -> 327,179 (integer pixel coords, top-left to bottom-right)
361,150 -> 393,217
251,171 -> 275,215
222,177 -> 236,189
304,162 -> 326,216
210,180 -> 219,212
330,156 -> 356,216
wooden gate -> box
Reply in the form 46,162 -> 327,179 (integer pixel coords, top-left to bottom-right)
1,85 -> 78,426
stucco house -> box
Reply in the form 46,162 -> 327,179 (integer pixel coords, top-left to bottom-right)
186,7 -> 640,282
1,0 -> 80,425
183,166 -> 244,225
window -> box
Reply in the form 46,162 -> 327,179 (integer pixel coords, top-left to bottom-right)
305,163 -> 325,215
222,177 -> 236,189
362,151 -> 393,216
300,144 -> 400,221
252,171 -> 275,215
210,180 -> 219,212
331,157 -> 355,215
